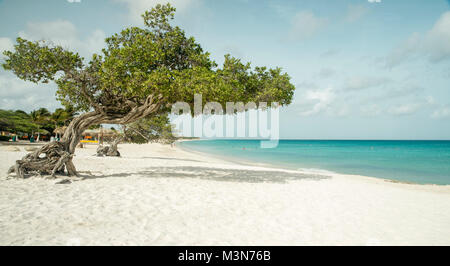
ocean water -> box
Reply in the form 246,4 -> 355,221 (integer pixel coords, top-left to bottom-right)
178,140 -> 450,185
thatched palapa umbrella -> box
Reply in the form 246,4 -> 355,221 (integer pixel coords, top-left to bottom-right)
53,126 -> 67,139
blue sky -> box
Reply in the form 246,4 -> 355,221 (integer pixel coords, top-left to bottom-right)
0,0 -> 450,139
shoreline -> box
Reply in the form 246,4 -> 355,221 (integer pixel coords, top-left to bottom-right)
176,139 -> 450,189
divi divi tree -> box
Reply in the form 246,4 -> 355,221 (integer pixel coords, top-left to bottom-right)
2,4 -> 295,179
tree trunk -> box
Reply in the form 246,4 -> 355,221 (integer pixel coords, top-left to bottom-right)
8,111 -> 106,179
96,136 -> 123,157
7,94 -> 162,179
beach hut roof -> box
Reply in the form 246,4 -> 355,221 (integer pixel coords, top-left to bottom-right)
83,129 -> 101,135
82,128 -> 119,136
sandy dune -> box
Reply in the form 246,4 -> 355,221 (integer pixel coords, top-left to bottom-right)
0,142 -> 449,246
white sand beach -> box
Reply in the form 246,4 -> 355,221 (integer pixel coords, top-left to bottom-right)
0,142 -> 450,246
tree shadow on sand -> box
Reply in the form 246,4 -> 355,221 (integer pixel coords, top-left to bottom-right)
140,157 -> 203,163
80,166 -> 331,184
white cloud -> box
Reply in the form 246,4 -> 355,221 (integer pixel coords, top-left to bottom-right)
431,106 -> 450,119
113,0 -> 199,24
343,76 -> 390,91
294,82 -> 433,118
0,20 -> 105,111
346,5 -> 368,23
290,11 -> 327,41
19,20 -> 77,43
388,103 -> 423,116
385,33 -> 421,68
424,11 -> 450,62
298,87 -> 335,116
0,37 -> 13,60
386,11 -> 450,67
426,96 -> 436,105
18,20 -> 106,59
0,71 -> 60,112
0,37 -> 13,52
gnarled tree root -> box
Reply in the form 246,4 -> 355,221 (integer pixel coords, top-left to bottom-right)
7,141 -> 78,179
96,145 -> 121,157
96,136 -> 122,157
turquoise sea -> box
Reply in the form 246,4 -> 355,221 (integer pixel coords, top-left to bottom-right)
178,140 -> 450,185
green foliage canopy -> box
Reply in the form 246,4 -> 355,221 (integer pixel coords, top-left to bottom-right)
0,107 -> 76,135
0,109 -> 36,133
2,3 -> 295,122
124,114 -> 175,144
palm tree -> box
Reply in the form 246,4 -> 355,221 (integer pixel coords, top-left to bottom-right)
30,108 -> 51,142
51,108 -> 66,128
62,105 -> 77,126
50,107 -> 78,139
